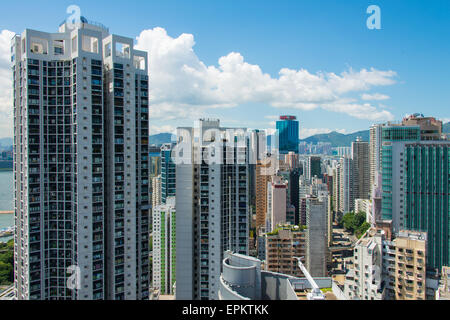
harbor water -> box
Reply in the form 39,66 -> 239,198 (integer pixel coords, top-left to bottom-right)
0,171 -> 14,243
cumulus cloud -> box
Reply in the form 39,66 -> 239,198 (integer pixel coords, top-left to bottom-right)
361,93 -> 390,101
135,27 -> 397,122
0,30 -> 15,138
0,27 -> 398,138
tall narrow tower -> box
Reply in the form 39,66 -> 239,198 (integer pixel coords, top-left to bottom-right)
175,119 -> 249,300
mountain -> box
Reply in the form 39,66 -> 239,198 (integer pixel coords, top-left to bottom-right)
0,138 -> 13,148
300,122 -> 449,147
300,130 -> 370,148
149,133 -> 174,146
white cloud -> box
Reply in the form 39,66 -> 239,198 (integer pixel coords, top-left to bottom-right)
321,101 -> 395,121
0,27 -> 398,139
0,30 -> 15,138
361,93 -> 390,101
135,27 -> 397,122
149,124 -> 176,136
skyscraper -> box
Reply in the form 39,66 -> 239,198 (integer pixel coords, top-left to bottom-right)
370,124 -> 383,190
403,142 -> 449,271
175,119 -> 249,300
380,125 -> 421,223
339,156 -> 354,213
161,143 -> 176,204
255,161 -> 271,232
152,198 -> 176,295
306,194 -> 329,277
306,156 -> 322,181
267,176 -> 288,232
152,175 -> 162,209
276,116 -> 299,154
370,115 -> 442,192
149,145 -> 162,178
12,18 -> 149,300
352,138 -> 370,200
380,121 -> 449,272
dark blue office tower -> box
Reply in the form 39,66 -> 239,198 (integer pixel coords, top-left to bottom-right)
276,115 -> 299,154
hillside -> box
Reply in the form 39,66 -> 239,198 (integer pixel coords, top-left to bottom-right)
0,122 -> 447,149
301,121 -> 449,147
0,138 -> 13,148
149,133 -> 174,146
300,130 -> 370,147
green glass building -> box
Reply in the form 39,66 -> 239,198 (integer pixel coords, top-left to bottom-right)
405,143 -> 449,271
381,126 -> 421,221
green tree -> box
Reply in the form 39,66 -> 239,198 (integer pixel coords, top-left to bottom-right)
356,222 -> 371,239
0,240 -> 14,285
342,212 -> 355,232
341,212 -> 369,238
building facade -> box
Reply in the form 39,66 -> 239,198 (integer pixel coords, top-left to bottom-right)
352,138 -> 370,200
175,119 -> 249,300
265,226 -> 306,278
276,116 -> 299,155
255,161 -> 271,233
152,198 -> 176,295
161,143 -> 176,204
12,18 -> 149,300
305,195 -> 328,277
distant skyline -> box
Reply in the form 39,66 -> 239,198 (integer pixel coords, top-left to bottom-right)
0,0 -> 449,138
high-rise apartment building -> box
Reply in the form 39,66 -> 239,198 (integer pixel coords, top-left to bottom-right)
267,176 -> 288,232
255,161 -> 271,233
344,228 -> 427,300
161,143 -> 176,204
305,195 -> 328,277
12,18 -> 149,300
351,138 -> 370,200
344,228 -> 384,300
391,231 -> 427,300
339,156 -> 354,214
175,119 -> 249,300
152,175 -> 162,209
152,198 -> 176,295
332,165 -> 341,219
248,129 -> 267,209
369,124 -> 383,190
306,156 -> 322,181
276,116 -> 299,155
149,145 -> 162,177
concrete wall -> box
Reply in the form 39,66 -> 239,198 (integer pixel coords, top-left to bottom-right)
261,271 -> 298,300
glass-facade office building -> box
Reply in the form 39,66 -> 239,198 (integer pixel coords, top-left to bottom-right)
276,116 -> 299,154
380,124 -> 449,271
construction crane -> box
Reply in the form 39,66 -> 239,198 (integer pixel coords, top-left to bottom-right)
294,257 -> 326,300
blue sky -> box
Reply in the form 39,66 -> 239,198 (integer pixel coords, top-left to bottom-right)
0,0 -> 449,138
